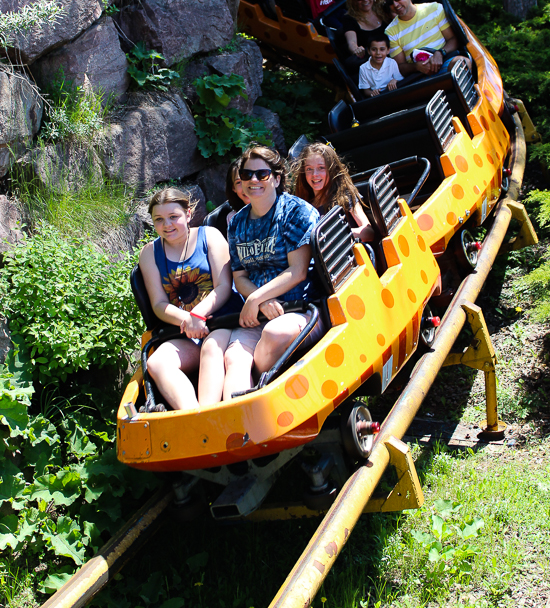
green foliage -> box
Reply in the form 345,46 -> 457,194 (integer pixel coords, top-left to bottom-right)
13,152 -> 134,237
256,68 -> 332,146
0,350 -> 161,597
410,499 -> 484,590
454,0 -> 550,154
40,70 -> 109,144
126,43 -> 179,92
0,0 -> 65,50
192,73 -> 272,160
0,223 -> 143,383
514,189 -> 550,321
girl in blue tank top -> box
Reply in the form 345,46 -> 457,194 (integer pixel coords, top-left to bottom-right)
139,188 -> 241,411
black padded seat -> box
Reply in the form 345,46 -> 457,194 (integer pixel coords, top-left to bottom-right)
130,264 -> 159,331
202,201 -> 233,241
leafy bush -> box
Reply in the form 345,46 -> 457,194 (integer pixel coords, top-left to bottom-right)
514,189 -> 550,321
0,223 -> 143,383
126,42 -> 179,91
454,0 -> 550,152
0,348 -> 161,596
192,73 -> 272,160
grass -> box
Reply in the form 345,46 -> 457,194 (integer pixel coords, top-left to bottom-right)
0,561 -> 38,608
9,143 -> 134,237
68,439 -> 547,608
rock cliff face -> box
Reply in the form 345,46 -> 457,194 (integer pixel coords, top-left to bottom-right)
0,0 -> 286,244
0,0 -> 103,65
114,0 -> 235,65
0,70 -> 43,178
32,16 -> 130,103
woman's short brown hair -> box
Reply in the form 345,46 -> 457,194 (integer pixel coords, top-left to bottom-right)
240,145 -> 288,195
148,187 -> 198,217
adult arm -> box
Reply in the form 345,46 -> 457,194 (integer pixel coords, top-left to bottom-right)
235,244 -> 312,327
424,26 -> 458,73
344,30 -> 365,58
393,25 -> 458,75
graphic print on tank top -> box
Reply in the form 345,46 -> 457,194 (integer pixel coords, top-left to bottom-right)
154,227 -> 214,311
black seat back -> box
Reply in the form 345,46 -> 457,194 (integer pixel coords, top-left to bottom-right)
327,99 -> 353,133
367,165 -> 403,238
311,205 -> 357,295
131,265 -> 160,331
202,200 -> 233,240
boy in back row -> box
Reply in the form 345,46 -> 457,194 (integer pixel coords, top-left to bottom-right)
358,34 -> 403,98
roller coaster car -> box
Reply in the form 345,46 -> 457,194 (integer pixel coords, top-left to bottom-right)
117,164 -> 441,518
117,4 -> 519,518
237,0 -> 344,65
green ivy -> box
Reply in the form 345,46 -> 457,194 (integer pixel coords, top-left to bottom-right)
0,349 -> 161,594
192,73 -> 272,160
126,42 -> 179,92
0,223 -> 143,383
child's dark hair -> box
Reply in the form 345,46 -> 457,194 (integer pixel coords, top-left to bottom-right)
225,158 -> 247,212
368,33 -> 390,49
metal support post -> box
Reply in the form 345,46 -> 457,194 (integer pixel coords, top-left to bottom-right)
363,436 -> 424,512
500,201 -> 538,254
443,302 -> 506,438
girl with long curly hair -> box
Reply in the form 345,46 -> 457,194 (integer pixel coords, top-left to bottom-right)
293,142 -> 374,242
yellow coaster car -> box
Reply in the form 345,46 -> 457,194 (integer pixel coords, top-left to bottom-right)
117,2 -> 521,519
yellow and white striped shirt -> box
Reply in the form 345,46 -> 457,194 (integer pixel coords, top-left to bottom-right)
386,3 -> 450,63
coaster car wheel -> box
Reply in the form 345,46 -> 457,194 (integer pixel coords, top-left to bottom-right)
420,304 -> 440,348
340,402 -> 379,460
303,480 -> 338,511
460,229 -> 482,268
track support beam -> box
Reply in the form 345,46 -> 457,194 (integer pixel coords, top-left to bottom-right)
500,200 -> 538,253
443,302 -> 505,438
364,436 -> 424,512
41,489 -> 173,608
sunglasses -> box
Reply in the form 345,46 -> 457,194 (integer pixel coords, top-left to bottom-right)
239,168 -> 273,181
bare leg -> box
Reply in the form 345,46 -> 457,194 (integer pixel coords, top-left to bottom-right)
198,328 -> 232,406
223,341 -> 254,400
147,338 -> 200,411
254,313 -> 307,374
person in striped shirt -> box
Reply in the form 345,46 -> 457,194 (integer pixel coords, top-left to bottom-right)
385,0 -> 471,76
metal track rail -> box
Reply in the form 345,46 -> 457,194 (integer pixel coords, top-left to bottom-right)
41,488 -> 173,608
268,112 -> 528,608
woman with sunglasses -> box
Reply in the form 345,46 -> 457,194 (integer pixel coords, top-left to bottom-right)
222,146 -> 322,399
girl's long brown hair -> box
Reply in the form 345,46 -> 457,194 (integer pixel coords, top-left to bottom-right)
292,143 -> 364,215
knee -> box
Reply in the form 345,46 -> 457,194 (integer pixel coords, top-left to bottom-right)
224,344 -> 253,371
201,336 -> 223,359
147,350 -> 164,379
261,318 -> 301,349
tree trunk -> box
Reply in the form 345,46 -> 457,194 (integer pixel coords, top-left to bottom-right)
503,0 -> 537,19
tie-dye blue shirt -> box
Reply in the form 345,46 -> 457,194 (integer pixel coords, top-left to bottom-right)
228,193 -> 320,302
